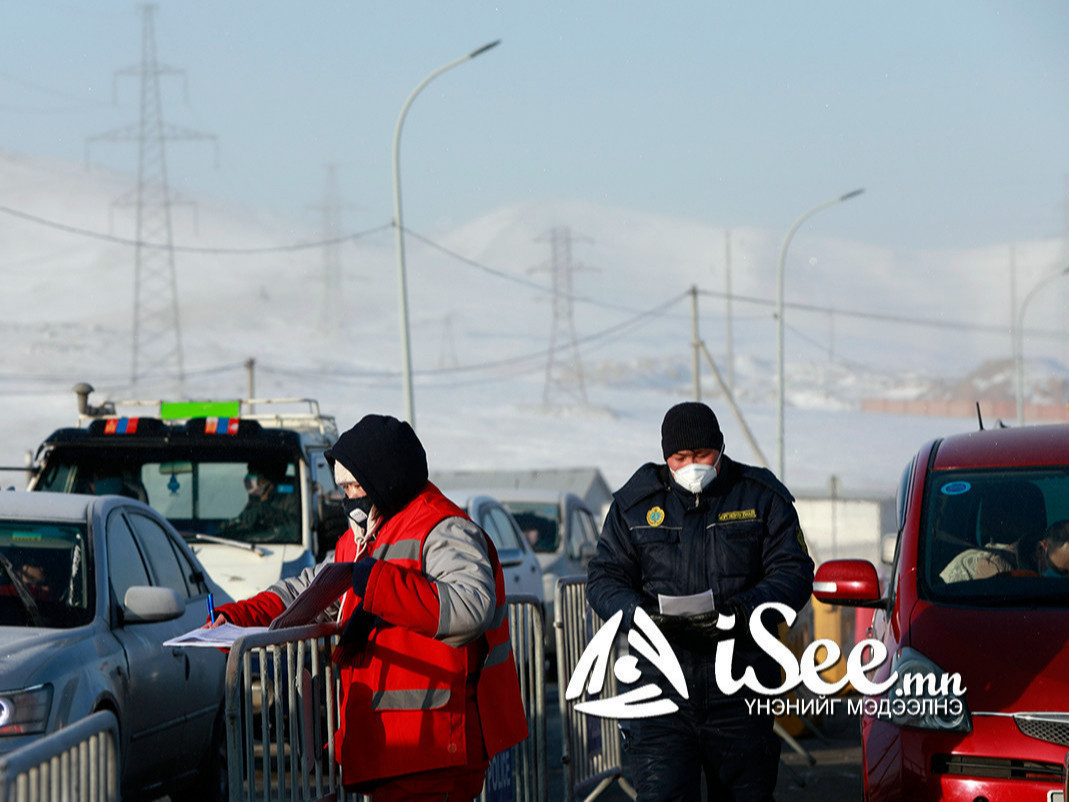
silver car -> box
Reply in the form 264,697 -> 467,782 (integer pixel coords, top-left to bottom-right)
442,491 -> 544,606
0,491 -> 232,801
493,489 -> 601,626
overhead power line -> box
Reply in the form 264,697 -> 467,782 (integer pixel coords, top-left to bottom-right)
0,203 -> 394,254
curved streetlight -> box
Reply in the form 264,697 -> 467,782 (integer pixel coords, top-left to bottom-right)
776,188 -> 864,482
392,39 -> 501,429
1014,264 -> 1069,425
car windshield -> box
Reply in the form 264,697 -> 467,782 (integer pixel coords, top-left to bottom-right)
0,520 -> 92,628
920,467 -> 1069,607
37,455 -> 302,545
505,502 -> 561,553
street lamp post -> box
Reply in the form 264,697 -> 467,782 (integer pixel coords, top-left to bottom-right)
776,188 -> 864,482
392,40 -> 501,429
1014,265 -> 1069,425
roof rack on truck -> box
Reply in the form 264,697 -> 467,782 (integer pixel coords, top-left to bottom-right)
72,382 -> 339,439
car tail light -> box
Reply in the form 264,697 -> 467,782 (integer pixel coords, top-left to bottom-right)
0,684 -> 53,736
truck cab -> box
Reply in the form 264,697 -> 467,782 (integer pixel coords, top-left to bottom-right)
27,384 -> 348,601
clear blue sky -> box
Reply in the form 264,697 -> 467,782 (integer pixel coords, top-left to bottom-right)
3,1 -> 1068,250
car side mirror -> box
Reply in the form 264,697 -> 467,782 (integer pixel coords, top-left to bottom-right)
497,547 -> 524,568
123,586 -> 184,623
813,559 -> 886,608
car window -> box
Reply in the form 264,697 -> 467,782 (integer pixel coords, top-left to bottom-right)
0,519 -> 92,628
505,502 -> 560,553
568,508 -> 599,559
126,512 -> 191,598
480,506 -> 522,551
920,467 -> 1069,605
106,511 -> 151,609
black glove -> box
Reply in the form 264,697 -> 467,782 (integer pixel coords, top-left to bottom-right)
331,606 -> 375,664
643,608 -> 692,641
351,557 -> 376,596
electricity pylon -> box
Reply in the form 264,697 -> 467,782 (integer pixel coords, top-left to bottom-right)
86,4 -> 216,390
531,226 -> 594,406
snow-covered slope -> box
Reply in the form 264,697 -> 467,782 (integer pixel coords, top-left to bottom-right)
1,148 -> 1067,496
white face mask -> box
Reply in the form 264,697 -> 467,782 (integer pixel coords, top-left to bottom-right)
670,448 -> 724,494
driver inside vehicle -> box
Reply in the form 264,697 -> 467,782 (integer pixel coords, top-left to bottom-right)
218,460 -> 299,541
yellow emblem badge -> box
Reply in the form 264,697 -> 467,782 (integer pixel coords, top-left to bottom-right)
646,506 -> 665,527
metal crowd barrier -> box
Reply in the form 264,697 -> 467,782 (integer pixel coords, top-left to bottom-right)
480,594 -> 546,802
0,710 -> 119,802
554,578 -> 637,802
225,597 -> 547,802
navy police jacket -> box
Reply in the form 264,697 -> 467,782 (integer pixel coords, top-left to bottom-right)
586,457 -> 815,707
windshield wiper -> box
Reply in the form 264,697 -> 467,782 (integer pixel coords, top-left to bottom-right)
187,532 -> 267,557
0,552 -> 44,627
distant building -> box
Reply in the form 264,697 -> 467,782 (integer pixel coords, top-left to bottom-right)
794,491 -> 896,566
430,466 -> 614,526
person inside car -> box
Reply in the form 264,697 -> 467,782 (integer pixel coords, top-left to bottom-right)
219,460 -> 299,541
1036,519 -> 1069,578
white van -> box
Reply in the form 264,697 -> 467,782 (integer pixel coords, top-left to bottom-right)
28,384 -> 349,602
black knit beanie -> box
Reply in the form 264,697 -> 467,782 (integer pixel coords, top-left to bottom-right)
660,402 -> 724,459
325,414 -> 428,519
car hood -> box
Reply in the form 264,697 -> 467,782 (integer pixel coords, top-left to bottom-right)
0,626 -> 94,686
908,601 -> 1069,713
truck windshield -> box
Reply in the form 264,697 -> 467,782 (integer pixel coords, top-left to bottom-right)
37,456 -> 301,546
0,521 -> 92,628
920,467 -> 1069,606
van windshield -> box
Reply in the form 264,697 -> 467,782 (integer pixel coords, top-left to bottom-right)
36,455 -> 301,546
920,467 -> 1069,606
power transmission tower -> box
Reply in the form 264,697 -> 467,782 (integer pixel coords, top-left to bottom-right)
85,4 -> 216,390
531,227 -> 593,406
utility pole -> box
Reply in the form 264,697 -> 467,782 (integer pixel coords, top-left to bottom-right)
86,4 -> 216,392
532,227 -> 593,406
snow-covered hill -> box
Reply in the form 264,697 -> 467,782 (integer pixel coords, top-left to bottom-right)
2,148 -> 1067,497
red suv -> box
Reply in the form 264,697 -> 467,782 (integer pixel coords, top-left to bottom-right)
815,423 -> 1069,801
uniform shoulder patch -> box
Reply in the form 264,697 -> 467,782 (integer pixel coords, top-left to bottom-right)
796,526 -> 809,556
646,506 -> 665,527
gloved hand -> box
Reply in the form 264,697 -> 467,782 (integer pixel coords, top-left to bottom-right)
351,557 -> 376,596
331,606 -> 375,664
639,602 -> 694,641
719,599 -> 750,637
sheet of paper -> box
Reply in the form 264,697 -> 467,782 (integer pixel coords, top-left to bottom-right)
657,590 -> 715,617
163,622 -> 268,648
268,561 -> 354,630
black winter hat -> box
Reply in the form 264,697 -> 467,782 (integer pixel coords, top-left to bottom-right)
325,414 -> 428,519
660,402 -> 724,459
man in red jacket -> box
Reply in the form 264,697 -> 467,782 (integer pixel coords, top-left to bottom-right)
213,414 -> 527,801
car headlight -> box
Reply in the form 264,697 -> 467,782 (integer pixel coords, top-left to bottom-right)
0,685 -> 53,736
879,647 -> 971,732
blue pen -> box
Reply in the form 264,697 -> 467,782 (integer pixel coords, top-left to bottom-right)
206,593 -> 215,624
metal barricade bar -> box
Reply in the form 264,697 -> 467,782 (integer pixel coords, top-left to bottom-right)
0,710 -> 119,802
227,598 -> 547,802
554,577 -> 636,802
480,594 -> 547,802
